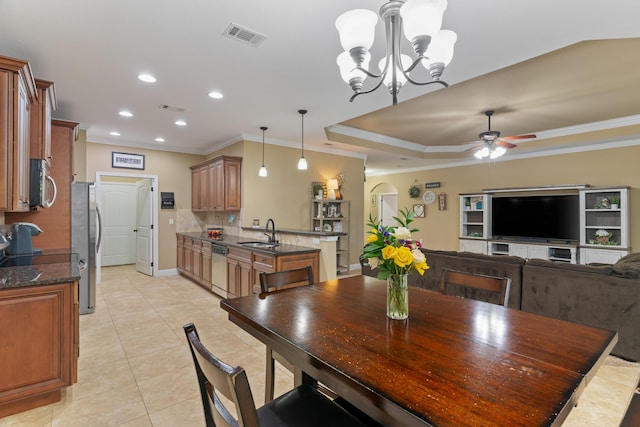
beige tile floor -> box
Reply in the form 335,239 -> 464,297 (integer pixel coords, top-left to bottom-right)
1,265 -> 638,426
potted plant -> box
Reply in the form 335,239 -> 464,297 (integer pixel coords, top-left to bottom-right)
609,196 -> 620,209
408,183 -> 420,199
312,183 -> 324,199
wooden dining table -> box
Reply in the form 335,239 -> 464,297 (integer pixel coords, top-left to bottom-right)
220,275 -> 617,427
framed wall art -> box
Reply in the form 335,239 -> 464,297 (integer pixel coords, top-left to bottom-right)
112,151 -> 145,170
413,204 -> 425,218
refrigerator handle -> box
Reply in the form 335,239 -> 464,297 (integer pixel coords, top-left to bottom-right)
96,203 -> 103,253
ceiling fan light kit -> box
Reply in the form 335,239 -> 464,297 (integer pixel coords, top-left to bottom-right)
335,0 -> 457,105
470,110 -> 536,160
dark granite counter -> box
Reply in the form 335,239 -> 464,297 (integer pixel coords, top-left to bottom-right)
178,232 -> 320,255
0,250 -> 81,290
240,226 -> 346,237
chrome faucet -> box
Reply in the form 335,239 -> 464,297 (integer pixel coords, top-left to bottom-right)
264,218 -> 277,243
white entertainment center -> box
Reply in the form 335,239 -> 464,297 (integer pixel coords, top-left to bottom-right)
459,186 -> 630,264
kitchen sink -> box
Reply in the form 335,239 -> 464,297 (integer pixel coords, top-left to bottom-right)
238,241 -> 280,249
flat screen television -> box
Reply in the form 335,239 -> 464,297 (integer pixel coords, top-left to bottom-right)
491,195 -> 579,242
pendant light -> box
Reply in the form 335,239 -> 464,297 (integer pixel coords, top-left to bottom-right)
258,126 -> 268,177
297,109 -> 308,170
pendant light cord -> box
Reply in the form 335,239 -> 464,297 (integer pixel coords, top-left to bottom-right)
298,109 -> 307,156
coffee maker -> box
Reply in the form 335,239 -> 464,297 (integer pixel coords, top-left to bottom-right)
5,222 -> 43,255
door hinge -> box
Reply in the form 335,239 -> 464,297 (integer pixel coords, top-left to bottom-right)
151,224 -> 154,230
151,262 -> 154,267
150,186 -> 154,192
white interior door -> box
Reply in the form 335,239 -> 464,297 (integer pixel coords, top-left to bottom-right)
135,179 -> 153,276
379,193 -> 398,227
101,182 -> 137,266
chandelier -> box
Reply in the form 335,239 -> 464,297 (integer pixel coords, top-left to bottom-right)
335,0 -> 457,105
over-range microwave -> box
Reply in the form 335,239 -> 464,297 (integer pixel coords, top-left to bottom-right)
29,158 -> 57,208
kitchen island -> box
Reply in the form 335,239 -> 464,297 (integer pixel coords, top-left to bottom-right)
177,232 -> 320,298
0,250 -> 80,417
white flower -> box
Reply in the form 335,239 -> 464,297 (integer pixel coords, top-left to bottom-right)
368,257 -> 379,269
411,249 -> 425,264
392,227 -> 412,240
595,229 -> 610,237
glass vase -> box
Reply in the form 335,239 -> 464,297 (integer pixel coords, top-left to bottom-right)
387,274 -> 408,320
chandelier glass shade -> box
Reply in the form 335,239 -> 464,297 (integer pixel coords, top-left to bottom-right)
335,0 -> 457,105
297,109 -> 308,170
259,126 -> 267,177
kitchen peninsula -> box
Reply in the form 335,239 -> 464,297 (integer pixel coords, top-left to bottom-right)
177,231 -> 323,298
0,251 -> 80,417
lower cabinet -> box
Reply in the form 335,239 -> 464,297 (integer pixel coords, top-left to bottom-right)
0,281 -> 78,417
226,247 -> 252,298
177,236 -> 213,291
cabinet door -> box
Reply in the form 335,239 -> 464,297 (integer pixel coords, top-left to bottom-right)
0,283 -> 73,412
201,244 -> 212,286
176,235 -> 185,271
252,253 -> 275,294
14,74 -> 30,211
224,158 -> 242,211
29,79 -> 55,162
212,160 -> 224,210
0,70 -> 11,210
239,260 -> 252,297
508,244 -> 529,259
527,246 -> 549,260
227,257 -> 239,298
184,238 -> 193,275
192,240 -> 203,281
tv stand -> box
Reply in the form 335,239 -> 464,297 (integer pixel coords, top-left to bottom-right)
489,240 -> 577,263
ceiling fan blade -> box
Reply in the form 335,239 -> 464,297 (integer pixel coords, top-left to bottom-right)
496,140 -> 517,149
502,134 -> 536,140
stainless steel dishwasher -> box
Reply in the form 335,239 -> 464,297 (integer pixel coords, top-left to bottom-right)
211,243 -> 228,298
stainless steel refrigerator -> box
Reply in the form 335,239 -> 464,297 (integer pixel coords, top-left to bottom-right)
72,182 -> 102,314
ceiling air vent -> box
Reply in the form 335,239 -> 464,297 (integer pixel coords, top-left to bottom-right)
222,23 -> 267,47
159,104 -> 185,113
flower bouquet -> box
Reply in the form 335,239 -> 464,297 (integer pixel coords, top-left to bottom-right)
362,208 -> 429,319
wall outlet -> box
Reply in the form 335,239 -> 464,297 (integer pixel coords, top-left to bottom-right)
169,218 -> 174,225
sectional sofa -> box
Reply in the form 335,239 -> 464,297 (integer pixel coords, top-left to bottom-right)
362,250 -> 640,361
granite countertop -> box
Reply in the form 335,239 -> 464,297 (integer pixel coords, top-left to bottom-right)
239,226 -> 346,237
0,250 -> 81,290
178,232 -> 320,255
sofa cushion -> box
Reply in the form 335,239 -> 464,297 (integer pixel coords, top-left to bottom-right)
526,258 -> 614,275
612,253 -> 640,279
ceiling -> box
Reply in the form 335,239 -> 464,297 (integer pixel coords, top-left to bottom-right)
1,1 -> 639,175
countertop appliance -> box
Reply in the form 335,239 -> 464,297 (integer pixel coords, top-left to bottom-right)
211,243 -> 228,298
5,222 -> 42,255
29,158 -> 57,208
72,182 -> 102,315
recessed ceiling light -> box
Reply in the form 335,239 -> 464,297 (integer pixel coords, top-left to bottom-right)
109,131 -> 121,136
138,73 -> 156,83
208,91 -> 223,99
155,137 -> 165,142
119,110 -> 133,117
175,120 -> 187,126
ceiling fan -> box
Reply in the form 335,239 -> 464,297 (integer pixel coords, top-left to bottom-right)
467,110 -> 536,159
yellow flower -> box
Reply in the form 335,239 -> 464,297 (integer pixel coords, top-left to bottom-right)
413,259 -> 429,275
381,245 -> 397,260
366,233 -> 378,243
393,246 -> 413,268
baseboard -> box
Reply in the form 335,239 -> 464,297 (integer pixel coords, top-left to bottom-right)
156,268 -> 178,277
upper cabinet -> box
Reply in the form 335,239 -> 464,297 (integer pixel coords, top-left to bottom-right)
190,155 -> 242,212
0,54 -> 37,212
30,79 -> 57,162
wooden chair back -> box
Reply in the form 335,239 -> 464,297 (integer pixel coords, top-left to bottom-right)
440,268 -> 512,307
259,266 -> 313,293
184,323 -> 260,427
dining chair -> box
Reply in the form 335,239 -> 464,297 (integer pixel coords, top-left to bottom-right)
183,323 -> 370,427
440,268 -> 512,307
259,266 -> 315,403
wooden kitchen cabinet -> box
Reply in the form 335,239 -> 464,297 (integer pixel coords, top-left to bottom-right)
252,252 -> 275,294
226,247 -> 252,298
177,235 -> 185,270
0,55 -> 37,212
30,79 -> 56,162
190,155 -> 242,211
201,242 -> 212,287
5,120 -> 79,250
191,239 -> 203,282
183,237 -> 193,275
0,281 -> 78,417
